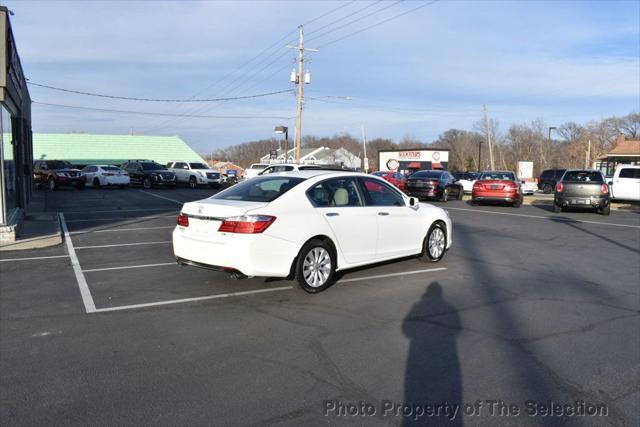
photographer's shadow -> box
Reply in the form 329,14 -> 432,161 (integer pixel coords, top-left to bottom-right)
402,282 -> 463,426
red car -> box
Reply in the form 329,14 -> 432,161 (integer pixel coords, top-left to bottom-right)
372,171 -> 407,192
472,171 -> 523,207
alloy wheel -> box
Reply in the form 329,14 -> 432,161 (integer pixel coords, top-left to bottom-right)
302,247 -> 332,288
428,227 -> 445,259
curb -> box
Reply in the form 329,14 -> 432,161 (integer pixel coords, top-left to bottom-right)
0,214 -> 63,251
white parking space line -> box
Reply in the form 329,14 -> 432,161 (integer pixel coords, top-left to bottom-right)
90,265 -> 448,313
138,190 -> 184,205
93,286 -> 294,313
0,255 -> 70,263
446,207 -> 640,229
75,241 -> 171,250
65,215 -> 176,223
82,262 -> 176,273
63,208 -> 178,214
70,226 -> 175,235
59,213 -> 97,314
338,267 -> 447,283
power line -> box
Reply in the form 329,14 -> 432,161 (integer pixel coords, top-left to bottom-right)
33,101 -> 293,120
306,0 -> 403,44
27,81 -> 292,102
316,0 -> 440,48
306,0 -> 385,37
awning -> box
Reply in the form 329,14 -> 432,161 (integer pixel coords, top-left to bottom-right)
407,162 -> 421,169
432,162 -> 443,169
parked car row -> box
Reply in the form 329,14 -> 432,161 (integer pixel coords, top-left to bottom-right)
34,159 -> 231,190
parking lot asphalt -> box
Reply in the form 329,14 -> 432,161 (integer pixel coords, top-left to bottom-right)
1,186 -> 638,426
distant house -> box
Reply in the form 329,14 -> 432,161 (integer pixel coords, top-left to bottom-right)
260,146 -> 361,169
208,160 -> 245,177
593,134 -> 640,175
25,133 -> 206,167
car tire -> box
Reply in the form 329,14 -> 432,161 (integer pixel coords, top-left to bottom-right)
48,177 -> 56,191
513,197 -> 522,208
419,222 -> 447,263
599,204 -> 610,216
554,204 -> 562,213
93,177 -> 101,188
295,239 -> 336,293
143,177 -> 152,189
542,183 -> 553,194
189,176 -> 197,189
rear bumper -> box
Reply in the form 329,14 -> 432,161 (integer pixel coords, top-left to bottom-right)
104,176 -> 130,185
172,227 -> 299,277
407,188 -> 441,199
555,195 -> 609,208
472,191 -> 520,203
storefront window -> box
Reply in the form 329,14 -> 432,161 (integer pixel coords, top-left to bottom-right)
1,105 -> 16,221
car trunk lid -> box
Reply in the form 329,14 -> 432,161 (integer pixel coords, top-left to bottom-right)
475,179 -> 514,191
179,199 -> 269,239
561,182 -> 605,197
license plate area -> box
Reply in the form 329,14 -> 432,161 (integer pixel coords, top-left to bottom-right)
189,217 -> 222,237
573,199 -> 589,205
489,185 -> 501,190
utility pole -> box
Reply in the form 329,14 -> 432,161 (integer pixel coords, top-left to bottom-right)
287,25 -> 318,163
483,105 -> 495,170
361,124 -> 368,173
585,139 -> 591,169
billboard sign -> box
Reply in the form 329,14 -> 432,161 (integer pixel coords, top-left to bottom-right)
378,149 -> 450,173
518,161 -> 534,179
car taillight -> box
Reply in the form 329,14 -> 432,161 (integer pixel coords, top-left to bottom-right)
503,184 -> 512,191
601,183 -> 608,194
218,215 -> 276,234
177,214 -> 189,227
556,182 -> 563,193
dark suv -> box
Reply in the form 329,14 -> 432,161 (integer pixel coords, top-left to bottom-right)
122,160 -> 176,189
33,160 -> 85,191
538,169 -> 566,193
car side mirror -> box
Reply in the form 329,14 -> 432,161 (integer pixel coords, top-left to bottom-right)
408,197 -> 419,208
521,180 -> 525,185
607,181 -> 613,186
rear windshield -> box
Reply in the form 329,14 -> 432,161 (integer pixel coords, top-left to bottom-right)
410,171 -> 442,179
141,162 -> 166,170
213,177 -> 304,202
480,172 -> 515,181
189,163 -> 209,169
102,166 -> 121,171
562,171 -> 603,182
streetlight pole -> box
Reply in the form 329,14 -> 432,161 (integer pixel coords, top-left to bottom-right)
548,126 -> 556,143
274,126 -> 288,163
478,140 -> 484,171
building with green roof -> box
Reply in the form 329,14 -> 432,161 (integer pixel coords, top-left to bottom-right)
29,133 -> 205,167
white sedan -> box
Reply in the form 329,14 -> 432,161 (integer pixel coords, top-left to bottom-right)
81,165 -> 130,188
173,171 -> 452,293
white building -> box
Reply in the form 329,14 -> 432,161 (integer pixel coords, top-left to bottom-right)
260,146 -> 361,170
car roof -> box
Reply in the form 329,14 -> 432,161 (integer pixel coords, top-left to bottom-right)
256,170 -> 371,180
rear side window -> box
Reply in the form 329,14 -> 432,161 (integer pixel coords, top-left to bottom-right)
360,178 -> 405,206
213,177 -> 304,202
307,177 -> 364,207
619,168 -> 640,179
562,171 -> 603,182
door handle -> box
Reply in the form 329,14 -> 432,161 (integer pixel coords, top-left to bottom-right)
325,212 -> 339,217
378,212 -> 390,216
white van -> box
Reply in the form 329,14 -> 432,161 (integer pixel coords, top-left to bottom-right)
244,163 -> 269,180
608,165 -> 640,201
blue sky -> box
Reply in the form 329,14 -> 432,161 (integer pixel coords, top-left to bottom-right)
7,0 -> 640,153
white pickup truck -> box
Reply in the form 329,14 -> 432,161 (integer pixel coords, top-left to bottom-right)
608,164 -> 640,201
166,161 -> 223,188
